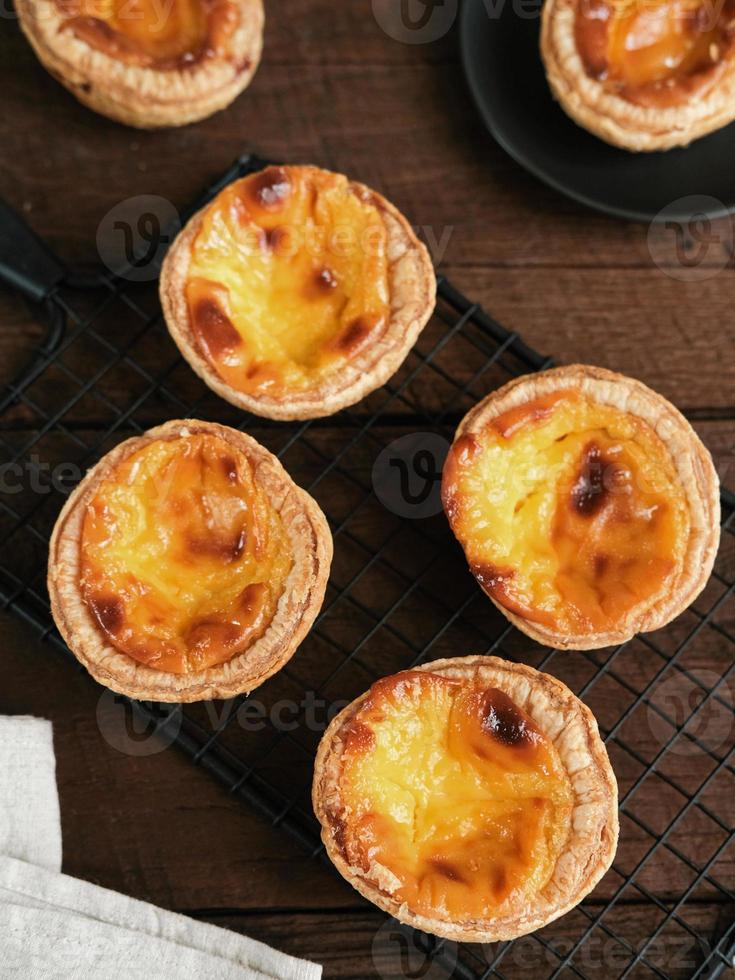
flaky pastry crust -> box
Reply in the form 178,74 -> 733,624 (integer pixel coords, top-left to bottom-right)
48,419 -> 332,702
313,655 -> 619,942
444,365 -> 721,650
541,0 -> 735,150
159,165 -> 436,420
15,0 -> 264,128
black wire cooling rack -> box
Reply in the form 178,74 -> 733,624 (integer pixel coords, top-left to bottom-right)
1,153 -> 734,980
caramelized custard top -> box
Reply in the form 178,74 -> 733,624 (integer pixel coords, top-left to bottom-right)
80,432 -> 291,674
442,389 -> 689,636
56,0 -> 239,69
332,670 -> 574,921
184,166 -> 391,400
575,0 -> 735,106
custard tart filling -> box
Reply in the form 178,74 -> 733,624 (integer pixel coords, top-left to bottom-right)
443,388 -> 689,638
56,0 -> 239,69
575,0 -> 735,106
79,432 -> 291,675
329,670 -> 574,921
184,166 -> 392,399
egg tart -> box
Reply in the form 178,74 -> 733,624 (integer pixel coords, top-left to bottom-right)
48,419 -> 331,702
15,0 -> 263,128
541,0 -> 735,150
313,656 -> 618,942
442,366 -> 720,650
159,165 -> 436,420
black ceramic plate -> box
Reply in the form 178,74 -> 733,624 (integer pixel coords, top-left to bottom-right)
460,0 -> 735,222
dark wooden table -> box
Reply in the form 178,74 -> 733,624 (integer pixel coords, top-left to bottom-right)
1,3 -> 734,978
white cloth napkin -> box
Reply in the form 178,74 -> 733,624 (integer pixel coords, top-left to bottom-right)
0,716 -> 322,980
0,717 -> 61,873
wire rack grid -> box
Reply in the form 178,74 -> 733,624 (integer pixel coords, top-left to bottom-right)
0,154 -> 734,980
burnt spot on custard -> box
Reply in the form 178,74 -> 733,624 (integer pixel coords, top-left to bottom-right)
264,225 -> 292,254
490,390 -> 572,441
444,432 -> 482,487
571,442 -> 610,517
593,553 -> 609,578
452,433 -> 481,467
441,433 -> 481,522
191,295 -> 242,357
240,360 -> 281,392
186,619 -> 243,658
316,267 -> 338,290
239,582 -> 266,615
185,584 -> 268,656
490,866 -> 509,899
305,266 -> 339,299
570,442 -> 632,519
469,560 -> 557,629
231,528 -> 248,560
221,454 -> 239,484
574,0 -> 611,80
186,526 -> 247,563
429,858 -> 468,884
469,561 -> 559,624
481,688 -> 540,749
343,719 -> 377,756
88,594 -> 125,635
246,362 -> 271,382
328,315 -> 384,357
248,167 -> 292,211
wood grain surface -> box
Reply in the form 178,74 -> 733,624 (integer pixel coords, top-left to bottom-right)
0,0 -> 733,977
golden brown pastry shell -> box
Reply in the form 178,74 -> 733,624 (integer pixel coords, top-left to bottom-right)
313,655 -> 619,943
159,166 -> 437,421
48,419 -> 332,702
540,0 -> 735,151
444,365 -> 721,651
15,0 -> 264,128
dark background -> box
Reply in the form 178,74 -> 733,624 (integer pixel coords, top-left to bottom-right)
0,2 -> 733,977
